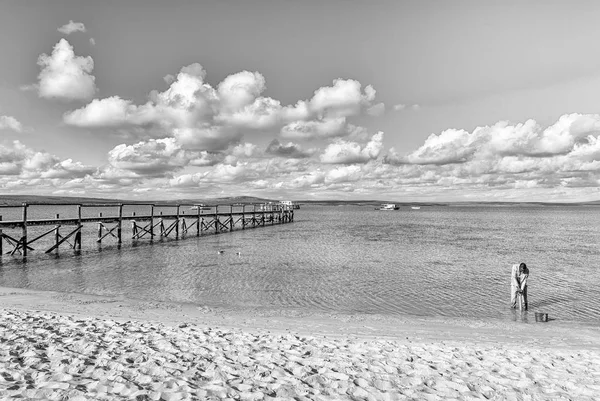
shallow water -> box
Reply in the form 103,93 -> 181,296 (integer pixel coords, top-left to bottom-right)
1,204 -> 599,323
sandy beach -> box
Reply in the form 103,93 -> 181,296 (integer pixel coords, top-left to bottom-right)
1,287 -> 600,400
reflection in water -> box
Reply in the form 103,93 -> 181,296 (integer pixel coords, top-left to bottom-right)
0,205 -> 599,324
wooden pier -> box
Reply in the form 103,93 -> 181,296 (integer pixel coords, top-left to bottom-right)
0,203 -> 294,259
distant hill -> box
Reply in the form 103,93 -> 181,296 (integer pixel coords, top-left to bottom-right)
0,195 -> 278,207
0,195 -> 127,206
1,194 -> 598,207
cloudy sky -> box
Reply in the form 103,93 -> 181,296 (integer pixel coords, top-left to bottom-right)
1,0 -> 600,202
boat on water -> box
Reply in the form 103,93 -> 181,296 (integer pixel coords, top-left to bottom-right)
411,206 -> 421,210
378,203 -> 399,210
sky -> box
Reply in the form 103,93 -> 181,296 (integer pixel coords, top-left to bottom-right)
1,0 -> 600,202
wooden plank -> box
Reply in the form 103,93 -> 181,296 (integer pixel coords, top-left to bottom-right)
25,226 -> 59,246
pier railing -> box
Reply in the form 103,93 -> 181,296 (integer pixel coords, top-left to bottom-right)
0,203 -> 294,258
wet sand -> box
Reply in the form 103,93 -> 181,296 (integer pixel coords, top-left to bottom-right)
1,286 -> 600,400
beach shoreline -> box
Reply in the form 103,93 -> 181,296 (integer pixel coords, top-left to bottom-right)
2,286 -> 600,399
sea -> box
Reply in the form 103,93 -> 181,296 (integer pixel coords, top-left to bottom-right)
0,204 -> 599,324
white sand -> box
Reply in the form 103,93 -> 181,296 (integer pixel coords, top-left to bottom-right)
1,287 -> 600,400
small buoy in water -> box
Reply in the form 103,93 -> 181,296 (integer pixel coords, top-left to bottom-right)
236,252 -> 241,256
217,250 -> 224,254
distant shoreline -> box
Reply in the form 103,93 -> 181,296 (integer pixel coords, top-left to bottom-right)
1,194 -> 599,207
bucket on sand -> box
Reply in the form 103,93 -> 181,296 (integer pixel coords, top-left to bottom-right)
535,312 -> 549,322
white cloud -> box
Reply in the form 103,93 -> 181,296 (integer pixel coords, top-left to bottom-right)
325,165 -> 363,184
367,103 -> 385,117
320,132 -> 384,164
63,96 -> 145,127
63,66 -> 381,151
217,71 -> 266,112
310,79 -> 375,118
58,20 -> 86,35
391,114 -> 600,167
0,116 -> 23,132
393,103 -> 420,112
280,117 -> 347,140
378,113 -> 600,199
0,140 -> 95,180
266,139 -> 314,159
37,39 -> 97,101
89,38 -> 96,46
107,138 -> 190,176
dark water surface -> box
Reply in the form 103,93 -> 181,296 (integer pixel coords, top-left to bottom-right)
1,205 -> 599,323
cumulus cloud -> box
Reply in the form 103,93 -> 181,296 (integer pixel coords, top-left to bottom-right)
320,132 -> 384,164
89,38 -> 96,46
393,103 -> 420,111
277,79 -> 379,140
63,96 -> 145,127
266,139 -> 313,159
64,65 -> 381,150
379,113 -> 600,200
0,116 -> 23,132
103,137 -> 263,177
107,138 -> 188,176
389,114 -> 600,166
37,39 -> 97,101
280,118 -> 347,140
310,79 -> 375,118
0,140 -> 95,180
58,20 -> 86,35
367,103 -> 385,117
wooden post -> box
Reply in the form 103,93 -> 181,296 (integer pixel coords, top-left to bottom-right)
215,206 -> 219,234
117,204 -> 123,244
55,214 -> 60,253
75,205 -> 82,249
176,205 -> 180,238
0,215 -> 3,255
242,205 -> 246,230
229,205 -> 233,231
131,211 -> 137,238
21,203 -> 28,258
97,212 -> 103,243
150,205 -> 154,239
160,211 -> 164,236
196,207 -> 200,236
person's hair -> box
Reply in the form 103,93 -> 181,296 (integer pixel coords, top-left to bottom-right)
519,262 -> 527,273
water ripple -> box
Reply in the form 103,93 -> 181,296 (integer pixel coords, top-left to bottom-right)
1,205 -> 600,323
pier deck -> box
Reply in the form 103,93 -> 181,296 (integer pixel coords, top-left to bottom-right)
0,203 -> 294,258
